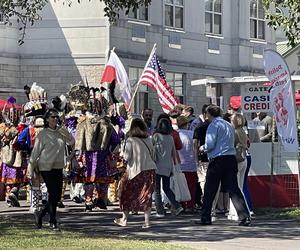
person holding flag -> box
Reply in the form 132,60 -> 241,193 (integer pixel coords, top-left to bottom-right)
100,49 -> 132,107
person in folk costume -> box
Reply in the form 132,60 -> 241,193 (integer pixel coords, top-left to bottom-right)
107,103 -> 127,204
68,83 -> 121,211
66,84 -> 91,206
65,113 -> 85,203
0,98 -> 27,207
16,117 -> 45,211
22,83 -> 48,211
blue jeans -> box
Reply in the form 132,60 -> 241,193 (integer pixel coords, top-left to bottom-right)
243,155 -> 253,211
154,174 -> 181,214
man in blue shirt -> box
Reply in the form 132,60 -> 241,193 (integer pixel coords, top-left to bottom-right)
198,104 -> 251,226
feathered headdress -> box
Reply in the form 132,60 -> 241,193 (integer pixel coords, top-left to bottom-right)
67,83 -> 90,109
50,95 -> 67,112
24,82 -> 47,117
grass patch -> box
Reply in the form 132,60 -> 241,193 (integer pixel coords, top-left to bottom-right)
0,217 -> 192,250
255,208 -> 300,220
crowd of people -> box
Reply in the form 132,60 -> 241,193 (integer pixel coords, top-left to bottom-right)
0,82 -> 258,230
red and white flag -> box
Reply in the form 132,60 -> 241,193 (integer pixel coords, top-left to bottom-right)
138,49 -> 179,113
100,50 -> 131,106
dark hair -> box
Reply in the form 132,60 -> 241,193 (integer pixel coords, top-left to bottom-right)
184,106 -> 194,115
202,104 -> 209,115
43,108 -> 59,128
223,112 -> 232,123
206,105 -> 222,118
168,109 -> 181,119
142,108 -> 153,116
156,113 -> 171,126
128,118 -> 148,138
155,118 -> 172,135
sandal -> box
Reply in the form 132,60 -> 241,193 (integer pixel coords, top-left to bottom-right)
113,218 -> 127,227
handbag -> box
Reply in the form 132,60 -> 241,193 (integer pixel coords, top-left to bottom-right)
235,143 -> 246,162
235,130 -> 246,163
170,164 -> 191,202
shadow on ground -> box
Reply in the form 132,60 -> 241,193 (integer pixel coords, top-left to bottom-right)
0,200 -> 300,245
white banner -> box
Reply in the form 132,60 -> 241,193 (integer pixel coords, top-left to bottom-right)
263,49 -> 298,152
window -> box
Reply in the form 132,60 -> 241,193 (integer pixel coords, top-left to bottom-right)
250,0 -> 265,40
205,0 -> 222,35
129,67 -> 149,113
208,38 -> 220,52
132,24 -> 146,41
165,0 -> 184,29
166,72 -> 184,103
128,5 -> 149,21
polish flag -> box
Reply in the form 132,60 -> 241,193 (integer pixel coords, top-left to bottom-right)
101,50 -> 131,106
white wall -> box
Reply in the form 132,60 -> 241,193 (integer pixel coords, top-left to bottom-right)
21,0 -> 109,65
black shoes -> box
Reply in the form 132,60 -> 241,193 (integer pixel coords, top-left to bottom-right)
72,196 -> 83,204
7,193 -> 20,207
57,201 -> 65,208
49,223 -> 60,231
194,218 -> 212,226
93,198 -> 107,210
85,203 -> 94,212
239,217 -> 251,226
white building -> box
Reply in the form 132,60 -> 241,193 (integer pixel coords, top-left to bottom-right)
0,0 -> 276,114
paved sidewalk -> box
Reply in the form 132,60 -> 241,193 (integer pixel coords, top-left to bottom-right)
1,199 -> 300,250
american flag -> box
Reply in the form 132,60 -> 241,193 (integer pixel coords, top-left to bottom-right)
138,51 -> 179,113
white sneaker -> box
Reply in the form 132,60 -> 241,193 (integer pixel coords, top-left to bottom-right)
175,207 -> 184,216
156,213 -> 165,218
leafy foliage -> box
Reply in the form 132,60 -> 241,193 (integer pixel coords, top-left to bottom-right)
0,0 -> 152,45
0,0 -> 48,45
262,0 -> 300,47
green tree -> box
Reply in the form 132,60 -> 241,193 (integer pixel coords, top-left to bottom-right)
262,0 -> 300,47
0,0 -> 151,45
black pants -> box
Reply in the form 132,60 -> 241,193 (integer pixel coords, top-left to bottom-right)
40,169 -> 63,224
201,155 -> 249,221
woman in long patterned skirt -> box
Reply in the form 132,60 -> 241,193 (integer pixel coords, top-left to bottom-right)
114,118 -> 157,228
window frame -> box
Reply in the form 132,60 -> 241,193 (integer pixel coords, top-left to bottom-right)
249,0 -> 266,40
128,4 -> 149,22
129,67 -> 149,113
166,72 -> 184,104
204,0 -> 223,35
164,0 -> 184,30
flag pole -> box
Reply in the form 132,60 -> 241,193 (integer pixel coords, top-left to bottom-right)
127,43 -> 157,111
